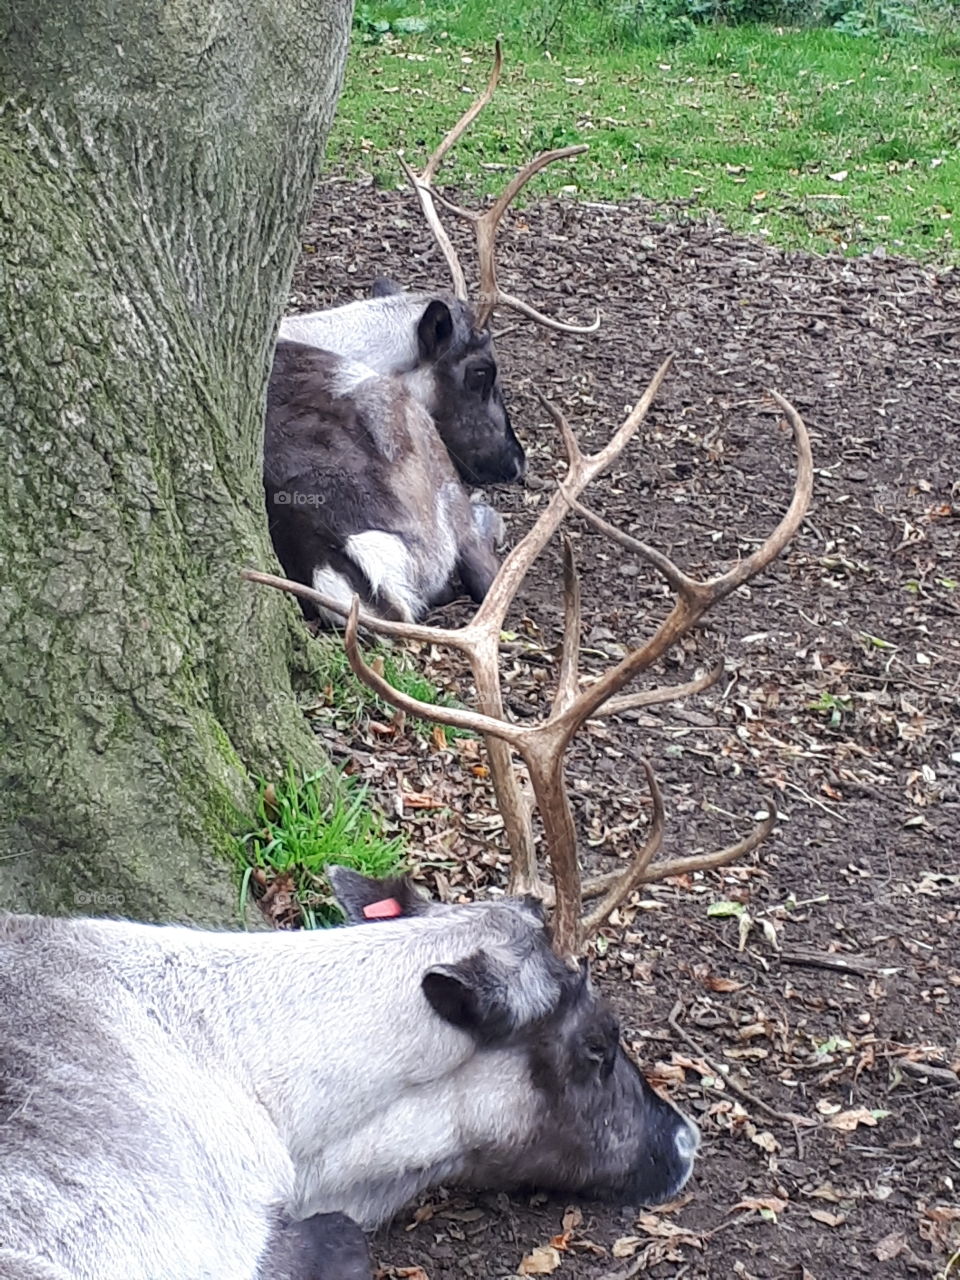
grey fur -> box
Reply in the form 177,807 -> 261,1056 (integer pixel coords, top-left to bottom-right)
0,877 -> 698,1280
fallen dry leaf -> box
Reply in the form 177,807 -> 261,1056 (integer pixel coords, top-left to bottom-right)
807,1182 -> 848,1203
366,720 -> 399,737
733,1196 -> 788,1216
747,1127 -> 781,1155
518,1245 -> 562,1275
874,1231 -> 906,1262
561,1206 -> 583,1234
611,1236 -> 642,1258
809,1209 -> 846,1227
647,1060 -> 686,1088
635,1214 -> 698,1240
405,1203 -> 437,1230
826,1107 -> 886,1131
672,1054 -> 713,1078
923,1205 -> 960,1223
737,1021 -> 769,1041
703,973 -> 745,993
400,792 -> 445,810
918,1203 -> 960,1252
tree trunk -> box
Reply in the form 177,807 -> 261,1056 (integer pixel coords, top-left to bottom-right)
0,0 -> 354,921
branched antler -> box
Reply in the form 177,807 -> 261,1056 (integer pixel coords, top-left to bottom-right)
245,368 -> 813,958
400,40 -> 600,334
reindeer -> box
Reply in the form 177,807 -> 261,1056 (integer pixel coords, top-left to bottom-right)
0,870 -> 698,1280
265,341 -> 503,624
266,47 -> 600,621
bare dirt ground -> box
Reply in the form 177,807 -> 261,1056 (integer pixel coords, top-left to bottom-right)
289,180 -> 960,1280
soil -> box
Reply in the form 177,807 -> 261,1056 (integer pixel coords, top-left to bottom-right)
288,179 -> 960,1280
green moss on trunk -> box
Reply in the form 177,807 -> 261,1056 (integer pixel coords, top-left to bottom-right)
0,0 -> 354,922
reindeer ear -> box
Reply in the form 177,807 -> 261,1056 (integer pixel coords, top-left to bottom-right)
327,867 -> 430,924
417,300 -> 454,359
422,953 -> 515,1043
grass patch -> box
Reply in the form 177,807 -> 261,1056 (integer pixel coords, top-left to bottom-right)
309,634 -> 470,739
236,765 -> 406,928
330,15 -> 960,262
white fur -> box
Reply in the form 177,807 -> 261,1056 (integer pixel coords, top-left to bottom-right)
279,296 -> 427,376
311,564 -> 356,626
398,365 -> 437,414
343,531 -> 420,622
325,356 -> 379,399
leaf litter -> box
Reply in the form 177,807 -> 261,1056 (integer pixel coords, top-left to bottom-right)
286,180 -> 960,1278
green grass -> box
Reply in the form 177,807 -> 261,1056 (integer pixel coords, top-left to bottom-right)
310,634 -> 470,739
236,765 -> 406,928
330,12 -> 960,262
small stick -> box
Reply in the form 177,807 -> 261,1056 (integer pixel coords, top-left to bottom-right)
668,1001 -> 814,1130
780,950 -> 895,976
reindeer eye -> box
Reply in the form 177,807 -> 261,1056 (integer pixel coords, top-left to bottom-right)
465,365 -> 493,394
584,1037 -> 609,1065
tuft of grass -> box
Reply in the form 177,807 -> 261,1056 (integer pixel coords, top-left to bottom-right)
309,635 -> 470,739
236,765 -> 406,928
329,15 -> 960,263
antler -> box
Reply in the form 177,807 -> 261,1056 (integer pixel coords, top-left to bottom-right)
399,40 -> 600,335
246,369 -> 813,959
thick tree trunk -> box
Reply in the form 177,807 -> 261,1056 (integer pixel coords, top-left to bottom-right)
0,0 -> 353,921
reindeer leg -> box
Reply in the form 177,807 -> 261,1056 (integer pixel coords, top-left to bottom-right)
261,1212 -> 372,1280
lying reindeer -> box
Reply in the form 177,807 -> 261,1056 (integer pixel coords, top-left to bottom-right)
0,869 -> 698,1280
267,45 -> 598,623
266,340 -> 502,623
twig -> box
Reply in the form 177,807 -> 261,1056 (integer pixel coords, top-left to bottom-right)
668,1001 -> 814,1129
780,950 -> 898,977
782,779 -> 853,825
594,1255 -> 649,1280
896,1059 -> 960,1090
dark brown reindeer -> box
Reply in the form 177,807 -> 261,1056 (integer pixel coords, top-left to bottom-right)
266,45 -> 601,622
249,358 -> 813,956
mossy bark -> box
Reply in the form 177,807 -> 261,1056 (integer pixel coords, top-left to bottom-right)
0,0 -> 354,922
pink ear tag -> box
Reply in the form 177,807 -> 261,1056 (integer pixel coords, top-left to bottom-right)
362,897 -> 403,920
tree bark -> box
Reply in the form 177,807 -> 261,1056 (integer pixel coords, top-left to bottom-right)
0,0 -> 354,921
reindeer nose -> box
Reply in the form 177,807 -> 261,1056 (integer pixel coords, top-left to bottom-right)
675,1118 -> 700,1165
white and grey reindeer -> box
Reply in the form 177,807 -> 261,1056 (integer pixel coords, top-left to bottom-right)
0,869 -> 698,1280
265,45 -> 598,624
